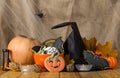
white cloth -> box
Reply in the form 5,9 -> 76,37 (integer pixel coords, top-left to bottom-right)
0,0 -> 120,64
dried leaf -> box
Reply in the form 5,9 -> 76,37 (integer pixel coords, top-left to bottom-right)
65,54 -> 70,65
83,37 -> 97,51
69,59 -> 75,64
96,41 -> 118,57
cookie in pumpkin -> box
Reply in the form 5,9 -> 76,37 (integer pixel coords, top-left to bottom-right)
44,53 -> 65,72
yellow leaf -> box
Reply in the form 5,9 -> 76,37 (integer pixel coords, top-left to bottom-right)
65,54 -> 70,65
69,59 -> 75,64
83,37 -> 97,51
96,41 -> 118,57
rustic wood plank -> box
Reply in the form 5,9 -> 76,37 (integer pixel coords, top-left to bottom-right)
78,71 -> 101,78
0,70 -> 120,78
19,72 -> 40,78
0,63 -> 120,78
0,71 -> 5,76
97,69 -> 120,78
0,71 -> 40,78
0,66 -> 6,75
39,72 -> 59,78
0,71 -> 23,78
60,72 -> 80,78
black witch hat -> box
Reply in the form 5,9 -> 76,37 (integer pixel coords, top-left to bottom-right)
51,22 -> 88,64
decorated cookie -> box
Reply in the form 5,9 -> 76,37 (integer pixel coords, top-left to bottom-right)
44,53 -> 65,72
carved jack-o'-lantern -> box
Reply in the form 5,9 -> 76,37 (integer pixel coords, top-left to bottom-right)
44,53 -> 65,72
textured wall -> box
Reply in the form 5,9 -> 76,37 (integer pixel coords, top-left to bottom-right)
0,0 -> 120,64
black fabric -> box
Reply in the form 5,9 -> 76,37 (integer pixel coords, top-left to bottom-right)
52,22 -> 87,64
32,46 -> 41,53
53,37 -> 63,53
83,51 -> 109,70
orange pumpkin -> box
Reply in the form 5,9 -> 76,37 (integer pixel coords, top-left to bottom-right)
95,50 -> 105,58
34,53 -> 64,71
44,54 -> 65,72
8,35 -> 41,65
95,50 -> 118,69
104,57 -> 118,69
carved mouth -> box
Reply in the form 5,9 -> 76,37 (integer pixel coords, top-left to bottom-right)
53,66 -> 59,68
51,64 -> 60,68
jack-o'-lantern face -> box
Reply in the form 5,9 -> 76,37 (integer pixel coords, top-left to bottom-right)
44,55 -> 65,72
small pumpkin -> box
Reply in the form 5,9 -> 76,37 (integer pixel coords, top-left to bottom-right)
94,50 -> 118,69
95,50 -> 118,69
104,56 -> 118,69
8,35 -> 41,65
95,50 -> 105,58
44,53 -> 65,72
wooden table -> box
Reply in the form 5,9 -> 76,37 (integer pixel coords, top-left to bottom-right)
0,65 -> 120,78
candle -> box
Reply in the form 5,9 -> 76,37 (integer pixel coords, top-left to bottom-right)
80,64 -> 87,70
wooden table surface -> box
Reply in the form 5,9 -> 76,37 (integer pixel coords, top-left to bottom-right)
0,64 -> 120,78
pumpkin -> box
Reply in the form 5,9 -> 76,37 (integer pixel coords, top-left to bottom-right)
44,53 -> 65,72
104,57 -> 118,69
95,50 -> 105,58
94,50 -> 118,69
8,35 -> 41,65
34,53 -> 64,71
95,50 -> 118,69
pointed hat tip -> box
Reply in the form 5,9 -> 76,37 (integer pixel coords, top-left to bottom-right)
51,22 -> 76,29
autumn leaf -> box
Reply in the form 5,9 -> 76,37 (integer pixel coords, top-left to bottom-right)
64,54 -> 75,65
96,41 -> 118,57
83,37 -> 97,51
